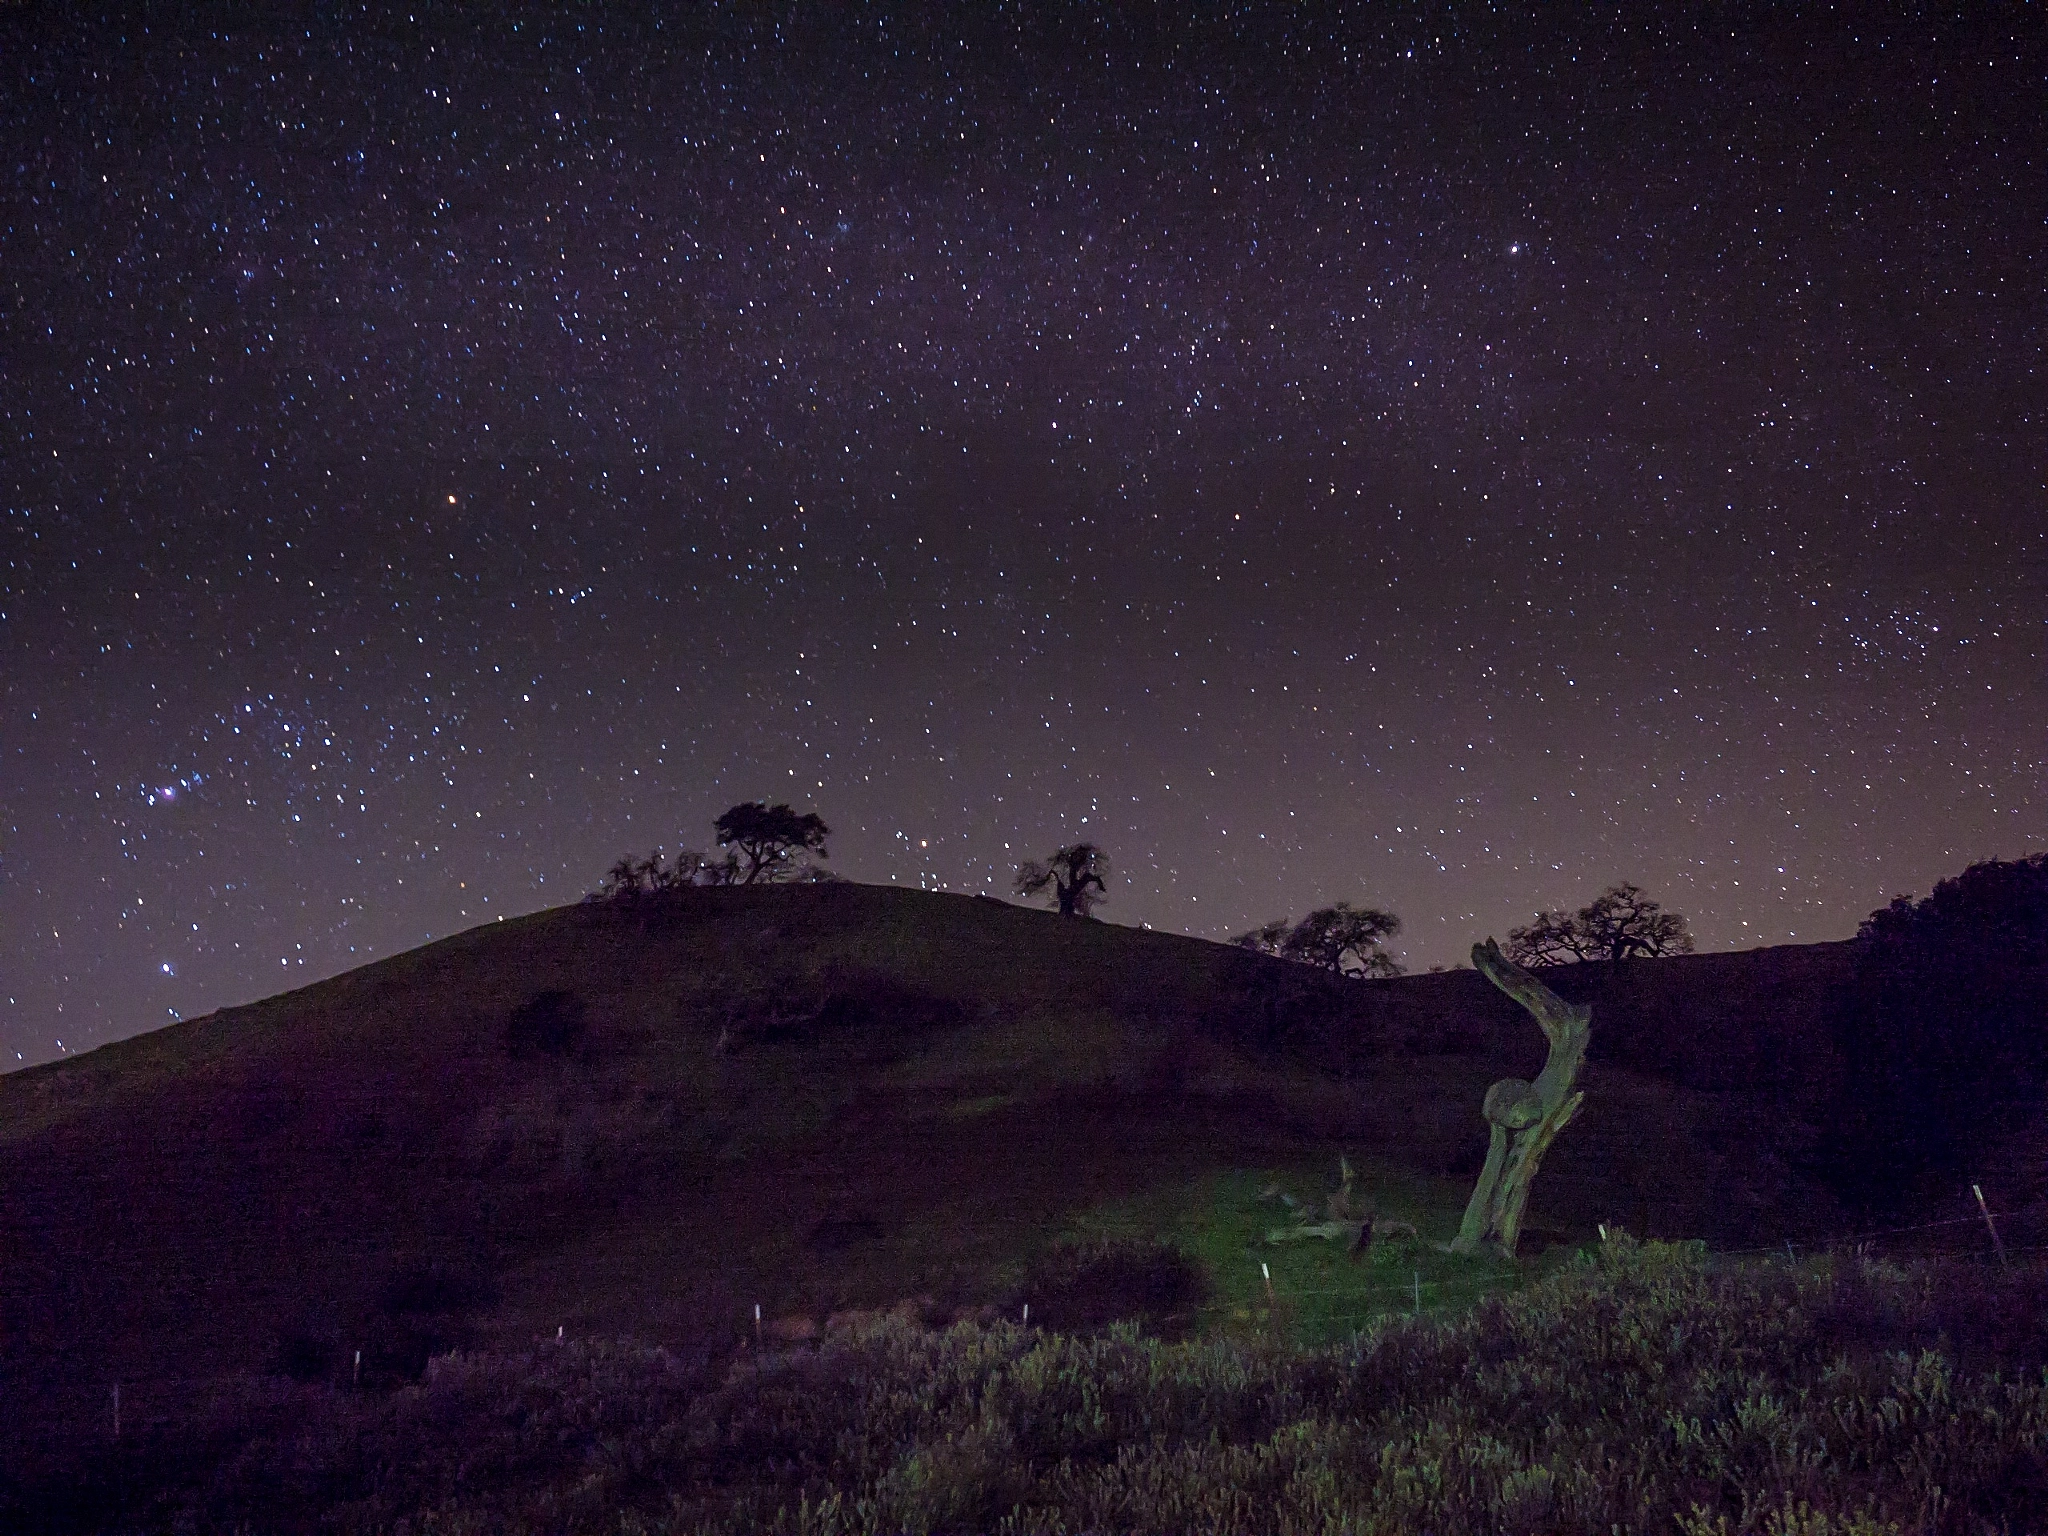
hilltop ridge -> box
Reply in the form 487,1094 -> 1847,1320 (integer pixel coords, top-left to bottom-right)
2,882 -> 1870,1464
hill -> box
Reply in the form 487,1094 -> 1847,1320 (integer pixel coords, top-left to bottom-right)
0,883 -> 1878,1475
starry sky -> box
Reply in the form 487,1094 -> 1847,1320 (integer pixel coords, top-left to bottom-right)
3,5 -> 2042,1068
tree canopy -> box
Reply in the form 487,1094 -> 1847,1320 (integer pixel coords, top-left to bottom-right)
1229,919 -> 1291,957
1856,853 -> 2048,957
588,802 -> 830,902
1014,843 -> 1110,917
1506,883 -> 1693,966
714,802 -> 831,884
1232,902 -> 1403,978
1832,853 -> 2048,1209
591,847 -> 741,902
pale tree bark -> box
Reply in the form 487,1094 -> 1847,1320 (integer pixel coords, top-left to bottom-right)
1451,938 -> 1591,1258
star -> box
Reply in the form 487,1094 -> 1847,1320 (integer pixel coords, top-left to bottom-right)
1,10 -> 2039,1066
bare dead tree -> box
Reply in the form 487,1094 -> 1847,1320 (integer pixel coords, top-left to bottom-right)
1451,938 -> 1592,1259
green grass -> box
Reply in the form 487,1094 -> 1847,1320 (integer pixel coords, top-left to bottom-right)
1054,1158 -> 1569,1347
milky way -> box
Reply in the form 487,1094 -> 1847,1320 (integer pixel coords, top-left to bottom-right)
3,6 -> 2042,1066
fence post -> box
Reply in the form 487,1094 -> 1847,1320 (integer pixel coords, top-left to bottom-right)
1974,1184 -> 2009,1267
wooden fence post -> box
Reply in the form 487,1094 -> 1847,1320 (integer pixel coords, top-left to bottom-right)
1974,1184 -> 2009,1267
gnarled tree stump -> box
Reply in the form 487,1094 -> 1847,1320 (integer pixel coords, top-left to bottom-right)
1450,937 -> 1591,1259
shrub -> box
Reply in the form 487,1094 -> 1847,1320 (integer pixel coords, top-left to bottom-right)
1011,1235 -> 1209,1336
29,1243 -> 2048,1534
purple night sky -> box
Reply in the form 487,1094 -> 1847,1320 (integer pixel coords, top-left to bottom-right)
3,6 -> 2041,1067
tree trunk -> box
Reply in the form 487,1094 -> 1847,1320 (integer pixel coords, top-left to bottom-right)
1449,938 -> 1591,1259
1453,1122 -> 1512,1252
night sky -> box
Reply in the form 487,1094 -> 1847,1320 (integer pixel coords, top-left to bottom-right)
3,6 -> 2042,1068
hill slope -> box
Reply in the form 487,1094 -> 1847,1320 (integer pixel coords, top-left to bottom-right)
1,883 -> 1860,1463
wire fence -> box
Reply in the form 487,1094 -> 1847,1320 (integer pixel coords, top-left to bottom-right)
1712,1209 -> 2021,1258
1155,1202 -> 2040,1335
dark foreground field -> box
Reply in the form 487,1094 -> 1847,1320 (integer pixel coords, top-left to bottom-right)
13,1240 -> 2048,1533
4,882 -> 2043,1530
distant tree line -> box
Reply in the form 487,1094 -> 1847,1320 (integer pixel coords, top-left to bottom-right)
1229,882 -> 1702,981
589,802 -> 833,901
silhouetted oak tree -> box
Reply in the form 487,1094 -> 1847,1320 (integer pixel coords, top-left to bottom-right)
1499,909 -> 1598,966
714,802 -> 831,883
589,847 -> 738,902
1506,883 -> 1693,965
1282,903 -> 1403,977
1232,904 -> 1403,977
1015,843 -> 1109,917
1228,919 -> 1291,956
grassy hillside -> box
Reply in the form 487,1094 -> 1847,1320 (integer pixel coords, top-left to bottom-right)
0,883 -> 1878,1481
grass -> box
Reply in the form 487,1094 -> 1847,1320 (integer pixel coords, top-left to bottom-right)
1054,1159 -> 1560,1347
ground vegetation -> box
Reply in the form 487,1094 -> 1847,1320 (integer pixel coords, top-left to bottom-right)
16,1240 -> 2048,1534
